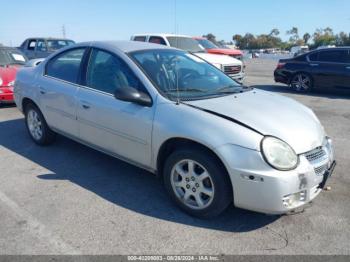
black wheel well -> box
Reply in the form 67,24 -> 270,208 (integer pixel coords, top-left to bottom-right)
157,138 -> 231,182
22,97 -> 38,112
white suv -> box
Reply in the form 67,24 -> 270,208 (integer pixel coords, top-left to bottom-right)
131,34 -> 245,82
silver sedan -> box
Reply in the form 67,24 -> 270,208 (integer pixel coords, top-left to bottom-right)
14,41 -> 336,218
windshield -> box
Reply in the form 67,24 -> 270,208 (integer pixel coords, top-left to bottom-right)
196,39 -> 218,49
130,49 -> 243,101
166,37 -> 205,53
0,49 -> 28,66
47,40 -> 75,50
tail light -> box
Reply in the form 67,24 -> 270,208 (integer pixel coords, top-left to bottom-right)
276,62 -> 286,69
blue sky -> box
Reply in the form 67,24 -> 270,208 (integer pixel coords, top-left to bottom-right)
1,0 -> 349,46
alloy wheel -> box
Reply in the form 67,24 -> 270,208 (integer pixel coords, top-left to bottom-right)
291,74 -> 312,92
27,109 -> 43,140
170,159 -> 214,210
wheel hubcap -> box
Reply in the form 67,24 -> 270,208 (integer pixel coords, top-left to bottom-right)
170,159 -> 214,210
27,109 -> 43,140
291,74 -> 311,91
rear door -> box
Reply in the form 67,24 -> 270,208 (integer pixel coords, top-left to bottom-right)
39,47 -> 87,137
310,49 -> 348,88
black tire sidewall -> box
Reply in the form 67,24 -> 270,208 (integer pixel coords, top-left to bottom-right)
163,149 -> 232,218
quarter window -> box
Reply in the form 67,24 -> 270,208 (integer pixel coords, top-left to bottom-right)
86,49 -> 144,94
308,52 -> 318,61
46,48 -> 85,83
134,36 -> 146,42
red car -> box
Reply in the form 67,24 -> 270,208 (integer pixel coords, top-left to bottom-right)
0,47 -> 27,105
194,37 -> 243,60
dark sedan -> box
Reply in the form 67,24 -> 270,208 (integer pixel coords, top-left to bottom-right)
274,47 -> 350,92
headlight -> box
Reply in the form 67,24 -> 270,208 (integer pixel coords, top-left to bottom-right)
212,63 -> 222,70
0,77 -> 3,86
261,136 -> 298,171
8,80 -> 15,86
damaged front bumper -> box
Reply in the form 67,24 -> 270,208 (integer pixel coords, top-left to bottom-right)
215,139 -> 335,214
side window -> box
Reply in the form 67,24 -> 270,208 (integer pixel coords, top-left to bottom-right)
36,40 -> 47,51
86,49 -> 145,94
28,40 -> 36,51
134,36 -> 146,42
46,48 -> 85,83
318,50 -> 345,63
149,36 -> 167,46
308,52 -> 318,61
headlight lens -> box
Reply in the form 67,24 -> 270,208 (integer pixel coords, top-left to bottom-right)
212,63 -> 222,70
261,136 -> 298,171
0,77 -> 3,86
8,80 -> 15,86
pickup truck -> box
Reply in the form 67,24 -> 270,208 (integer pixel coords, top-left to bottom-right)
18,38 -> 75,59
131,34 -> 245,82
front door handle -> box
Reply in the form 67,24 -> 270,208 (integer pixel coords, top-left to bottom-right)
346,66 -> 350,70
310,63 -> 319,67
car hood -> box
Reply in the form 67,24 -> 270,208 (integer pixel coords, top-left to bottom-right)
186,90 -> 325,154
195,53 -> 242,65
207,48 -> 243,56
0,65 -> 20,86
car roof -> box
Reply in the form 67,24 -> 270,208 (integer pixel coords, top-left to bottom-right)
132,33 -> 192,38
75,40 -> 176,53
25,37 -> 74,41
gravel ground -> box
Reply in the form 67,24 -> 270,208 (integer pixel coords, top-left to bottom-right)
0,59 -> 349,255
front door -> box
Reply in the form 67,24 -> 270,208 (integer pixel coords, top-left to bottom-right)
76,48 -> 155,167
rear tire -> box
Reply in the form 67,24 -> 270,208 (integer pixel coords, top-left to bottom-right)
163,148 -> 232,218
290,73 -> 313,92
24,103 -> 56,145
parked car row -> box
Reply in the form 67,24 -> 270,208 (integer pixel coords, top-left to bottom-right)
131,34 -> 245,82
13,41 -> 336,217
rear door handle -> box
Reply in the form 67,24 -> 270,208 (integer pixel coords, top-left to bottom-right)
346,66 -> 350,70
310,63 -> 319,67
39,87 -> 47,94
80,101 -> 91,109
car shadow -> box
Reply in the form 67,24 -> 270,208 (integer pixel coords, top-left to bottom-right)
0,118 -> 279,232
251,84 -> 350,99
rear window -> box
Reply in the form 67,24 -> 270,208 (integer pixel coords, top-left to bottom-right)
149,36 -> 167,45
0,49 -> 28,66
47,40 -> 75,51
166,37 -> 204,53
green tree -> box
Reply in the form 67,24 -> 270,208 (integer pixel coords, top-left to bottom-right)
286,27 -> 299,44
202,33 -> 218,45
303,33 -> 311,44
313,27 -> 336,48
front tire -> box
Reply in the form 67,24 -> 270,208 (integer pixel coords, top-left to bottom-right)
25,103 -> 56,145
290,73 -> 313,92
163,148 -> 232,218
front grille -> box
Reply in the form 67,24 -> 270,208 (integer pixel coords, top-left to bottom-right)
305,147 -> 326,162
303,147 -> 329,176
224,65 -> 241,75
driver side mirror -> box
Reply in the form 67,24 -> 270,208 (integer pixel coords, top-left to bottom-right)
114,86 -> 152,107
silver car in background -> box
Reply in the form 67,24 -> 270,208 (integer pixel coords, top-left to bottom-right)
14,41 -> 336,218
